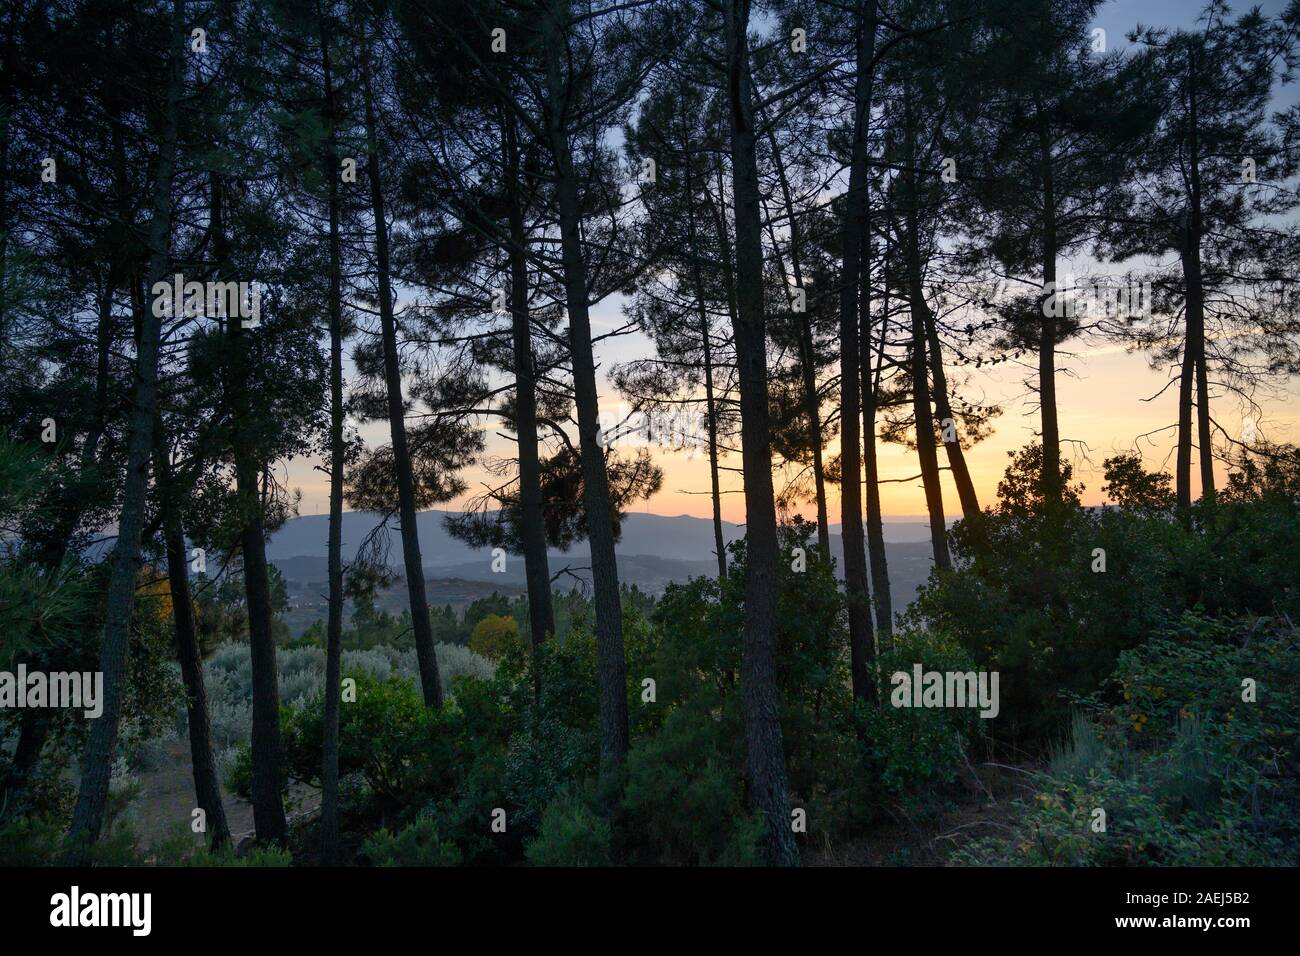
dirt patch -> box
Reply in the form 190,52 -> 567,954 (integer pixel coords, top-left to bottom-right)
805,759 -> 1038,866
121,739 -> 320,853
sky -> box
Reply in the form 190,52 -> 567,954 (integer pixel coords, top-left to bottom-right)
283,0 -> 1300,524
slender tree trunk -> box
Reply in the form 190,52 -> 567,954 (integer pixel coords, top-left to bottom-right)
1037,108 -> 1062,502
1177,50 -> 1208,511
63,0 -> 185,863
1176,255 -> 1197,511
707,159 -> 743,335
838,2 -> 878,705
504,113 -> 555,652
862,219 -> 892,638
320,21 -> 345,866
681,125 -> 728,579
1196,346 -> 1214,500
1187,55 -> 1213,503
1,710 -> 49,814
903,148 -> 951,571
724,0 -> 797,867
81,277 -> 114,473
0,3 -> 14,333
924,306 -> 979,518
1180,251 -> 1214,503
362,52 -> 443,708
155,426 -> 231,851
703,329 -> 728,579
702,160 -> 742,579
213,174 -> 289,846
543,7 -> 628,772
764,125 -> 829,559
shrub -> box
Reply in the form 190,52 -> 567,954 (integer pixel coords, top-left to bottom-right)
362,817 -> 461,867
957,613 -> 1300,866
525,789 -> 613,867
859,629 -> 982,808
468,613 -> 522,662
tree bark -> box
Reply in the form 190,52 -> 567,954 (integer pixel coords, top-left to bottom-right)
362,50 -> 443,708
213,172 -> 289,846
542,7 -> 629,773
63,0 -> 185,863
1177,49 -> 1208,511
1196,346 -> 1214,500
724,0 -> 798,867
681,123 -> 728,579
862,220 -> 892,638
703,325 -> 728,580
1037,107 -> 1062,503
924,305 -> 979,518
503,112 -> 555,652
320,19 -> 345,865
838,1 -> 879,705
1,709 -> 50,814
902,116 -> 951,571
155,425 -> 231,851
764,124 -> 829,559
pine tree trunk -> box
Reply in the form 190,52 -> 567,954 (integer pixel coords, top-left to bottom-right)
838,2 -> 879,702
704,161 -> 741,581
1196,347 -> 1214,500
63,0 -> 185,862
764,126 -> 829,559
681,127 -> 728,579
362,54 -> 443,708
1037,109 -> 1062,502
1,710 -> 50,814
725,0 -> 798,867
504,113 -> 555,652
213,173 -> 289,846
924,307 -> 979,518
704,332 -> 728,580
1177,51 -> 1207,511
904,190 -> 951,570
156,430 -> 231,851
543,10 -> 628,772
862,233 -> 892,638
1178,232 -> 1206,511
320,22 -> 345,865
856,1 -> 891,640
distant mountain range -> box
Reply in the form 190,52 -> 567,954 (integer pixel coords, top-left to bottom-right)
267,510 -> 943,619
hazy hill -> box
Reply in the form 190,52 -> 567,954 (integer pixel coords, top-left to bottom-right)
268,511 -> 944,619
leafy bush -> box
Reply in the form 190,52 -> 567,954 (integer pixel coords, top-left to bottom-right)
362,817 -> 462,867
525,788 -> 613,866
859,629 -> 982,807
621,705 -> 765,866
468,613 -> 523,662
957,613 -> 1300,866
909,445 -> 1300,740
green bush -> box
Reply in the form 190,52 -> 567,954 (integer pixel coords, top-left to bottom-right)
909,445 -> 1300,741
957,613 -> 1299,866
362,817 -> 462,867
0,814 -> 64,866
859,629 -> 982,807
228,669 -> 434,809
526,789 -> 613,866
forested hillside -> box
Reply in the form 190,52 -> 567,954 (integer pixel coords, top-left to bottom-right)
1,0 -> 1297,872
